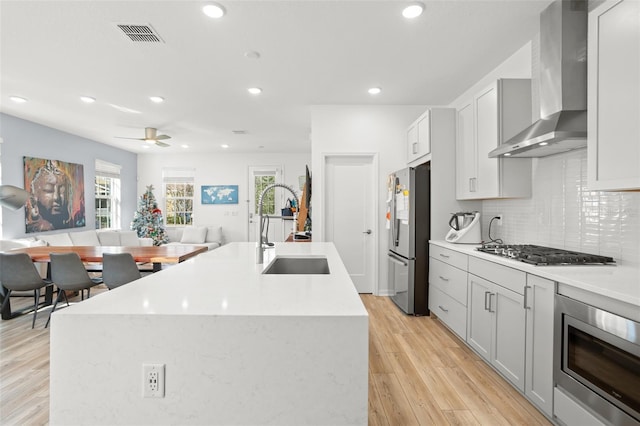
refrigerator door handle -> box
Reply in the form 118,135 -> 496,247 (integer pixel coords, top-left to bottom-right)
388,253 -> 408,267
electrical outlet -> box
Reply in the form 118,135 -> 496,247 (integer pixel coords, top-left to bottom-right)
496,215 -> 503,226
143,363 -> 165,398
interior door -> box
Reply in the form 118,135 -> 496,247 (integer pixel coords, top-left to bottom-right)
324,155 -> 376,293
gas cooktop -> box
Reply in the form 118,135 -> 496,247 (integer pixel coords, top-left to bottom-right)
476,244 -> 616,266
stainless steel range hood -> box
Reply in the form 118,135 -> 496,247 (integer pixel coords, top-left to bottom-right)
489,0 -> 588,158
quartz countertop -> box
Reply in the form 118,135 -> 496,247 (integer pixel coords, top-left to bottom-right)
54,242 -> 368,318
430,240 -> 640,307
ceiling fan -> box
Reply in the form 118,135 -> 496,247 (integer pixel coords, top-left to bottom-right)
116,127 -> 171,147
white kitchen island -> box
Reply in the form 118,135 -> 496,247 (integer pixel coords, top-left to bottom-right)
49,242 -> 369,426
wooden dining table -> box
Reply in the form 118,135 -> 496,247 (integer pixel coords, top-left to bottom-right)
1,244 -> 208,320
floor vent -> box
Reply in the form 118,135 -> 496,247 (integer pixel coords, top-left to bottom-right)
116,24 -> 164,43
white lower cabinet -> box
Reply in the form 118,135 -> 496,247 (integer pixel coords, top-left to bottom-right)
431,245 -> 556,420
525,275 -> 555,417
467,273 -> 525,392
429,245 -> 468,340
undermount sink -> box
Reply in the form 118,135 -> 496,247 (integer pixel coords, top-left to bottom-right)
262,256 -> 330,275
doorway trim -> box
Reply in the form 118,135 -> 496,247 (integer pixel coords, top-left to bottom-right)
321,152 -> 379,294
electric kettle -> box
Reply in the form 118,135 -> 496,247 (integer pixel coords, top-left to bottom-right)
445,212 -> 481,244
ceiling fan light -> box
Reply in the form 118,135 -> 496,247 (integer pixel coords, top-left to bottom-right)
203,3 -> 225,18
145,139 -> 156,145
402,2 -> 424,19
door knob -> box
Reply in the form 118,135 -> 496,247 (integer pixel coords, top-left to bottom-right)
363,229 -> 372,234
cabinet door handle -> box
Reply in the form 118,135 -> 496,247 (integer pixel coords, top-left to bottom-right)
524,285 -> 531,309
469,178 -> 473,192
488,293 -> 496,313
438,305 -> 449,313
438,275 -> 449,282
484,291 -> 491,311
439,253 -> 450,259
413,142 -> 418,154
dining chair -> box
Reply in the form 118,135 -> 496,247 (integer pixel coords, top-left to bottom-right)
102,253 -> 141,290
0,253 -> 51,328
46,252 -> 103,328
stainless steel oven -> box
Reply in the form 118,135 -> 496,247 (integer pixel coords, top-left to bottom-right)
554,294 -> 640,425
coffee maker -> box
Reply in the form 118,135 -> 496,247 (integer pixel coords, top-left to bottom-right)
445,211 -> 481,244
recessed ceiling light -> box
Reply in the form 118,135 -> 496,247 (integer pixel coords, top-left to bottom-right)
504,153 -> 512,156
221,144 -> 229,149
539,142 -> 549,146
203,3 -> 225,18
368,87 -> 382,95
247,87 -> 262,95
80,96 -> 96,103
402,2 -> 425,19
244,51 -> 261,59
10,96 -> 27,103
181,144 -> 189,149
149,96 -> 164,103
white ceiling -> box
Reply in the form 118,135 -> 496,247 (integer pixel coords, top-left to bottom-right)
0,0 -> 551,154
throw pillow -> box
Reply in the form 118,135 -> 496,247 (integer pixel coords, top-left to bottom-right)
120,231 -> 140,246
180,226 -> 207,244
69,230 -> 101,246
205,226 -> 223,243
38,233 -> 74,246
97,231 -> 121,246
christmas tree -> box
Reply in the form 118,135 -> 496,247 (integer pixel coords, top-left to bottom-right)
131,185 -> 168,246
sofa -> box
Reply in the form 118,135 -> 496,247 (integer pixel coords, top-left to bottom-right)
34,229 -> 154,247
164,226 -> 224,251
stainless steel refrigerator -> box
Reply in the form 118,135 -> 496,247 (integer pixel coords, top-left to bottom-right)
388,163 -> 430,315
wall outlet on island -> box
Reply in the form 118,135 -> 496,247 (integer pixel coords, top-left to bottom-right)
143,363 -> 165,398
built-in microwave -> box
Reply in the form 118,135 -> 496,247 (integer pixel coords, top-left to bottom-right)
554,294 -> 640,425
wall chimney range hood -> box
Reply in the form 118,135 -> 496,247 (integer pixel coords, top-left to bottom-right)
489,0 -> 588,158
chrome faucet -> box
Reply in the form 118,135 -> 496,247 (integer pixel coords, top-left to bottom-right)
256,183 -> 300,264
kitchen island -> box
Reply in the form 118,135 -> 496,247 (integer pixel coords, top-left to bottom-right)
49,242 -> 368,426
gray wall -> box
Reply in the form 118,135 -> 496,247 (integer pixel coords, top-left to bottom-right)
0,113 -> 137,239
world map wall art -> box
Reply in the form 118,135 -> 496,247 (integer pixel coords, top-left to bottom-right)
201,185 -> 238,204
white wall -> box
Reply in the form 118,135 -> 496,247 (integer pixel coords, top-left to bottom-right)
137,152 -> 310,243
310,105 -> 427,295
449,41 -> 533,110
0,113 -> 138,239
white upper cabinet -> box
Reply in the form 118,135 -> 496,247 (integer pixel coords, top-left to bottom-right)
456,79 -> 533,200
588,0 -> 640,191
407,110 -> 431,164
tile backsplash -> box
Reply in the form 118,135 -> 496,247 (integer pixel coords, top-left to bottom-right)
482,148 -> 640,265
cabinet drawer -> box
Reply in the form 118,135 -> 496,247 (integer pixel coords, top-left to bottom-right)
429,258 -> 468,306
468,256 -> 526,295
430,245 -> 467,270
430,286 -> 467,340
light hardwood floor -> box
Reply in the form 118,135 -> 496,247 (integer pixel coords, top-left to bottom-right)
0,289 -> 551,425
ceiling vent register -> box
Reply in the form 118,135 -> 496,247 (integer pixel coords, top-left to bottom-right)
116,24 -> 164,43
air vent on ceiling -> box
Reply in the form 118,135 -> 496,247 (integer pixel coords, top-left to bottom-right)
232,130 -> 247,135
116,24 -> 164,43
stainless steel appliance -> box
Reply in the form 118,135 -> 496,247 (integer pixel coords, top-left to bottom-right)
489,0 -> 588,158
445,211 -> 481,244
554,294 -> 640,425
388,163 -> 430,315
476,244 -> 615,266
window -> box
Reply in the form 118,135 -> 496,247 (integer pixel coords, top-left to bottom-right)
254,174 -> 276,215
163,168 -> 195,226
94,160 -> 121,229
